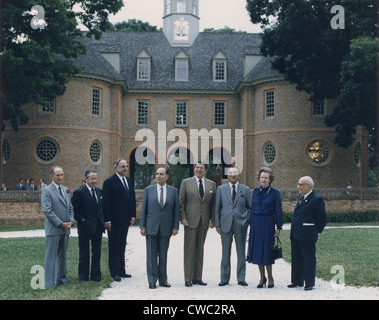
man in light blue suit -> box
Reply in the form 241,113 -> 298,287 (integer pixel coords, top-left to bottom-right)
140,167 -> 179,289
215,167 -> 251,286
41,166 -> 74,289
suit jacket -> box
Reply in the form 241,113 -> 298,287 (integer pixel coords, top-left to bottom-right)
140,184 -> 180,237
290,191 -> 327,242
102,174 -> 136,227
214,182 -> 251,233
72,185 -> 105,236
41,183 -> 74,236
179,176 -> 216,229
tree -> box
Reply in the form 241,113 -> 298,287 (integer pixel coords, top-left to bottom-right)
203,26 -> 246,33
1,0 -> 124,131
112,19 -> 159,32
245,0 -> 378,148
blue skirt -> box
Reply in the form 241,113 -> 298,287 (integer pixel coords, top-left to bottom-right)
246,214 -> 275,266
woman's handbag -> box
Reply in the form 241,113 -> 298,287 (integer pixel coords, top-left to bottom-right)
271,236 -> 282,261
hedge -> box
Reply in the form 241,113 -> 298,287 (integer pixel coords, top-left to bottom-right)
282,211 -> 379,224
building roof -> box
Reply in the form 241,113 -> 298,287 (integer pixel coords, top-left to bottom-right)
76,31 -> 282,92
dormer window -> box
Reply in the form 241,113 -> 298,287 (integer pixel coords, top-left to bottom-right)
137,49 -> 151,81
213,51 -> 227,82
175,50 -> 189,81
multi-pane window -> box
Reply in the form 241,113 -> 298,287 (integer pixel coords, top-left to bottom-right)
42,98 -> 55,113
307,140 -> 331,166
263,142 -> 276,166
264,90 -> 275,118
34,138 -> 60,164
312,100 -> 326,115
177,0 -> 186,12
214,60 -> 226,81
176,59 -> 188,81
214,101 -> 226,126
192,0 -> 198,14
92,88 -> 102,116
137,100 -> 150,125
175,101 -> 188,127
89,140 -> 102,164
166,0 -> 171,14
138,59 -> 150,81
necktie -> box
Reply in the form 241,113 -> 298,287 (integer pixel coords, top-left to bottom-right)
58,186 -> 63,198
122,177 -> 129,191
91,188 -> 97,202
232,185 -> 236,203
160,186 -> 164,208
199,179 -> 204,198
298,195 -> 304,205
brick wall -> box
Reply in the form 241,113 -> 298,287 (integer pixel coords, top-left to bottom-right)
1,78 -> 368,191
1,189 -> 378,226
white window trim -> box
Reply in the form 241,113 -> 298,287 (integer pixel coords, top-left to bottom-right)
175,59 -> 189,81
264,89 -> 275,118
175,101 -> 188,127
92,87 -> 102,116
213,101 -> 226,126
136,100 -> 150,126
213,59 -> 227,82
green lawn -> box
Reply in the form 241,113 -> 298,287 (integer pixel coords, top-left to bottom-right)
0,237 -> 112,300
280,228 -> 379,287
1,226 -> 378,299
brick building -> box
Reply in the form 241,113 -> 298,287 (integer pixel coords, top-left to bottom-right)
0,0 -> 368,191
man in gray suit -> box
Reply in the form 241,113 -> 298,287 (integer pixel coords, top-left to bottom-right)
215,167 -> 251,286
41,166 -> 74,289
140,167 -> 179,289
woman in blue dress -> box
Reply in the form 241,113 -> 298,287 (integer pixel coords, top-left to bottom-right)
246,167 -> 283,288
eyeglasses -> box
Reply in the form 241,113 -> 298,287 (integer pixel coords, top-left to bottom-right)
119,165 -> 129,168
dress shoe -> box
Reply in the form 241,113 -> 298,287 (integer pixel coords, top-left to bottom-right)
91,278 -> 103,282
238,280 -> 248,287
159,282 -> 171,288
121,274 -> 132,278
268,279 -> 274,288
257,277 -> 267,288
149,283 -> 157,289
218,281 -> 229,286
112,276 -> 121,282
287,283 -> 303,288
193,279 -> 207,286
185,281 -> 192,287
304,286 -> 313,291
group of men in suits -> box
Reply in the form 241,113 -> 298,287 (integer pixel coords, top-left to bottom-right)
41,160 -> 326,291
41,159 -> 136,288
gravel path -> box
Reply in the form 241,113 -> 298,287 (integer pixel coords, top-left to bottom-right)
1,225 -> 378,300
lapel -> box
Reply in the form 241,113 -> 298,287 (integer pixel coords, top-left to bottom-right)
233,184 -> 242,207
190,177 -> 202,201
296,191 -> 313,209
85,186 -> 98,204
152,184 -> 160,209
52,184 -> 68,207
114,174 -> 130,196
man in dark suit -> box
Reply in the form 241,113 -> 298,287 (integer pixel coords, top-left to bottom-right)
102,158 -> 136,281
140,167 -> 179,289
288,176 -> 327,291
72,170 -> 105,282
179,162 -> 216,287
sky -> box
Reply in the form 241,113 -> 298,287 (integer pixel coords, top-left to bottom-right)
107,0 -> 263,33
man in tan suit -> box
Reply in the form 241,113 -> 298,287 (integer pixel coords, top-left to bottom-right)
179,162 -> 216,287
